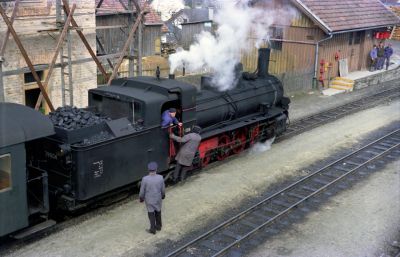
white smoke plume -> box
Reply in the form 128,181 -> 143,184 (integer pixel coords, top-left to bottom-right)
249,137 -> 276,154
169,0 -> 295,91
151,0 -> 185,21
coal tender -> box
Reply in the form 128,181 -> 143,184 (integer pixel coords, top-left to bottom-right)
36,48 -> 289,211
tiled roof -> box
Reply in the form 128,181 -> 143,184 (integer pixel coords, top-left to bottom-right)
293,0 -> 400,33
96,0 -> 163,25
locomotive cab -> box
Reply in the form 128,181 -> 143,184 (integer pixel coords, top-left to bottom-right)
37,76 -> 197,211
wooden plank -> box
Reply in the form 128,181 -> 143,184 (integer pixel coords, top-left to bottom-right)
0,5 -> 55,111
96,35 -> 114,69
62,0 -> 109,81
107,9 -> 145,85
34,4 -> 76,110
94,25 -> 128,29
117,0 -> 128,11
0,0 -> 20,57
95,0 -> 104,14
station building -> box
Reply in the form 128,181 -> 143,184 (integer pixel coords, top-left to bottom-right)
243,0 -> 400,92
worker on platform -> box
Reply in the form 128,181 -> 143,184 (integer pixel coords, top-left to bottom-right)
369,45 -> 377,72
161,108 -> 182,128
376,42 -> 385,70
170,126 -> 202,183
139,162 -> 165,235
384,43 -> 394,70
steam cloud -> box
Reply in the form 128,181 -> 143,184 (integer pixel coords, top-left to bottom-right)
151,0 -> 185,21
249,137 -> 276,154
169,0 -> 295,91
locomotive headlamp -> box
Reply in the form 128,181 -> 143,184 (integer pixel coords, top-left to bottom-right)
59,144 -> 71,156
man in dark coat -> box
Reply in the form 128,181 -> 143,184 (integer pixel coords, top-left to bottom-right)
384,43 -> 394,70
170,126 -> 202,183
139,162 -> 165,234
376,42 -> 385,70
369,45 -> 377,71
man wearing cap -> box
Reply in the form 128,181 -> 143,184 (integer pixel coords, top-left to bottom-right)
170,126 -> 202,183
139,162 -> 165,234
161,108 -> 183,128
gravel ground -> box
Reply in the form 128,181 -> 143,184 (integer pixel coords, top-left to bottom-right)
2,93 -> 399,257
247,159 -> 400,257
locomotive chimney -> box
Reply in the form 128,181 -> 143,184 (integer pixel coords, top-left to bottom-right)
257,48 -> 270,78
169,74 -> 175,80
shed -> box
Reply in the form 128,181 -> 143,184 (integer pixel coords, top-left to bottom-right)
96,0 -> 163,57
165,8 -> 214,47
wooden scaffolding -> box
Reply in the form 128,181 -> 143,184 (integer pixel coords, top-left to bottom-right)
0,0 -> 147,111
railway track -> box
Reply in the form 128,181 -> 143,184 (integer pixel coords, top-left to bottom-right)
279,86 -> 400,141
164,128 -> 400,257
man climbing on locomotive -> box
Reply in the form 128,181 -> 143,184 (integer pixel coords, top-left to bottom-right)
170,126 -> 202,183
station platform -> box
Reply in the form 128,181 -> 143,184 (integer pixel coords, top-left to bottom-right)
323,40 -> 400,96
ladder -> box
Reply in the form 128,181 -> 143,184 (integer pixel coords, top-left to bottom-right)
57,0 -> 73,106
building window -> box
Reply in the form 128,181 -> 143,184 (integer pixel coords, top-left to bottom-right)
349,31 -> 364,45
0,154 -> 11,192
270,27 -> 283,51
25,88 -> 41,108
348,32 -> 354,45
354,31 -> 363,44
24,70 -> 44,84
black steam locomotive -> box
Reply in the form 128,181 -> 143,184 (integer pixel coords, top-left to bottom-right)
0,48 -> 289,238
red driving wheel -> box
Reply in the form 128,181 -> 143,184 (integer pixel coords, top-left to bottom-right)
217,134 -> 231,161
250,126 -> 260,145
201,151 -> 211,167
232,132 -> 247,154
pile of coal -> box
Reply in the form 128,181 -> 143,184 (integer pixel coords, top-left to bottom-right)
75,131 -> 113,146
49,106 -> 111,130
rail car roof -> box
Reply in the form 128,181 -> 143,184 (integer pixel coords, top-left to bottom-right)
0,103 -> 54,148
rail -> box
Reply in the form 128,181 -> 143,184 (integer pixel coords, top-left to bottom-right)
164,128 -> 400,257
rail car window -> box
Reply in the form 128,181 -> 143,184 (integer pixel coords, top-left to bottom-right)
0,154 -> 11,192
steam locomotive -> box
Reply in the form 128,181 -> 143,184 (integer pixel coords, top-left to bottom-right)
0,48 -> 289,238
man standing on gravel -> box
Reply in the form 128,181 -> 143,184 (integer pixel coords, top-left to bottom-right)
139,162 -> 165,234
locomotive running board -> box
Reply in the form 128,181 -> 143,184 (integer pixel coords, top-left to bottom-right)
12,220 -> 56,239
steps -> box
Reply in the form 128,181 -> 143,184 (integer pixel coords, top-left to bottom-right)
322,77 -> 355,96
329,77 -> 355,92
390,7 -> 400,40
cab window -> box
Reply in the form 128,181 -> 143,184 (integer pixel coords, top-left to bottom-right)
131,101 -> 143,123
0,154 -> 11,192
